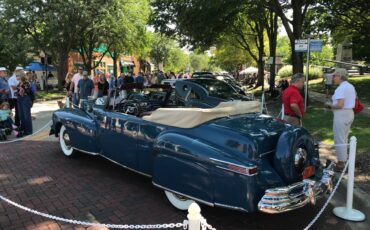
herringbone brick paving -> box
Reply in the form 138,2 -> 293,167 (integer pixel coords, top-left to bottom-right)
0,141 -> 351,230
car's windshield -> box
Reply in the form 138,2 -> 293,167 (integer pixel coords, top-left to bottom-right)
190,79 -> 239,100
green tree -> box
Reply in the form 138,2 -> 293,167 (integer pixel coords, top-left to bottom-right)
165,48 -> 189,73
212,36 -> 255,72
0,17 -> 34,71
189,52 -> 210,72
150,34 -> 172,70
150,0 -> 268,87
2,0 -> 91,86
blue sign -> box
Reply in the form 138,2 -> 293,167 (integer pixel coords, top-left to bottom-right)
310,40 -> 323,52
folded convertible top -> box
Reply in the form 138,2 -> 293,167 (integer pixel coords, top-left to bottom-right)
142,101 -> 260,128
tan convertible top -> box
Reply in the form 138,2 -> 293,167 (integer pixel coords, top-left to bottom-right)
142,101 -> 261,128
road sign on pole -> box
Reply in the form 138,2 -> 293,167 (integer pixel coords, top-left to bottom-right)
310,40 -> 323,52
295,39 -> 308,52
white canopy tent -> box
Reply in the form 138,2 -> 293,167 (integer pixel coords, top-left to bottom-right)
239,67 -> 258,75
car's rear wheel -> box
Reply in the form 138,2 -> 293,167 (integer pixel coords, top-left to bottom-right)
59,125 -> 76,157
164,191 -> 194,210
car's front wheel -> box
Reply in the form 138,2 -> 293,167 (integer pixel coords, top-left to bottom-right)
164,191 -> 194,210
59,125 -> 76,157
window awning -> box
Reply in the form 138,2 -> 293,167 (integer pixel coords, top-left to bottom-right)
120,61 -> 135,66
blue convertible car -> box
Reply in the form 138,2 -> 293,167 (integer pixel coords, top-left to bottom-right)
50,81 -> 334,214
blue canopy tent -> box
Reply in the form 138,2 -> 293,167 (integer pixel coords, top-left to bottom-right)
25,61 -> 56,72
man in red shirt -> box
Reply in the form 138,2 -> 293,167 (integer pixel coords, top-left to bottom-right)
282,73 -> 305,126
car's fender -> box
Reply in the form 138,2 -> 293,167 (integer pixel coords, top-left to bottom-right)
273,128 -> 319,184
52,108 -> 100,153
151,132 -> 216,205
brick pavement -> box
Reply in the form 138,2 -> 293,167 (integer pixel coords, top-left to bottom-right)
0,141 -> 353,230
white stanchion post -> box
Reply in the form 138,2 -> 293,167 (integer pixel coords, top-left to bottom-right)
333,136 -> 366,221
281,104 -> 284,120
66,97 -> 70,108
187,203 -> 201,230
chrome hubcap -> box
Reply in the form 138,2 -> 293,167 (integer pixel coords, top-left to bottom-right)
63,131 -> 71,150
294,148 -> 307,172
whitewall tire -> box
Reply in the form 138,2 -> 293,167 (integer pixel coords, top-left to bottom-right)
164,191 -> 194,210
59,125 -> 75,157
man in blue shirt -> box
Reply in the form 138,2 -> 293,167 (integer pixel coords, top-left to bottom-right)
77,71 -> 94,106
135,72 -> 144,83
0,67 -> 10,103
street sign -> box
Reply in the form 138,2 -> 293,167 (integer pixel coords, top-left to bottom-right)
295,39 -> 323,52
310,39 -> 323,52
295,39 -> 308,52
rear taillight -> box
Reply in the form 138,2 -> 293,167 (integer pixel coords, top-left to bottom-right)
302,165 -> 315,179
226,163 -> 258,176
211,158 -> 258,176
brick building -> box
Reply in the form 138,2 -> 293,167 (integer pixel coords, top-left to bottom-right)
67,51 -> 141,75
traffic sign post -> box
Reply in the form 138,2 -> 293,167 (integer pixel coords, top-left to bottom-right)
294,38 -> 323,111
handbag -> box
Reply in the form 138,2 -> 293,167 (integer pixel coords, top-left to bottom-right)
353,97 -> 364,114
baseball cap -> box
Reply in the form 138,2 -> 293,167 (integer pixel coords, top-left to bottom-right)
15,66 -> 24,71
78,66 -> 84,70
83,71 -> 88,76
0,67 -> 6,71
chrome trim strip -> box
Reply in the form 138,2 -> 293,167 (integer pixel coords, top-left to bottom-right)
152,182 -> 214,207
209,158 -> 256,169
99,155 -> 152,178
259,150 -> 275,158
210,158 -> 258,176
73,147 -> 99,156
214,203 -> 248,212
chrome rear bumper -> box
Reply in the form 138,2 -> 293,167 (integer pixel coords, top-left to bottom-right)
258,163 -> 335,214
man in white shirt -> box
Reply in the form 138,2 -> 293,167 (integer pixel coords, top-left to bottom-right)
69,67 -> 84,107
325,68 -> 356,171
8,66 -> 23,126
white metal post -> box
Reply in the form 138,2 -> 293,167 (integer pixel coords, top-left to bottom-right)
304,37 -> 310,112
333,136 -> 366,221
187,203 -> 201,230
281,104 -> 284,120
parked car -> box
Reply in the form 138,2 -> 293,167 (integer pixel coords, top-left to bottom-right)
175,78 -> 253,108
50,82 -> 335,214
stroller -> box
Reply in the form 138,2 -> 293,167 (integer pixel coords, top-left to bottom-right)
0,120 -> 11,141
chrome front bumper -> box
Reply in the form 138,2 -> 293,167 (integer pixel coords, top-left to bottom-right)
258,163 -> 335,214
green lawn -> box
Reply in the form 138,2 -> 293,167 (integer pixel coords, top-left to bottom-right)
309,75 -> 370,103
35,90 -> 65,100
303,102 -> 370,155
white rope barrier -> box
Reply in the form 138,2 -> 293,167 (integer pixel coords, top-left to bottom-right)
303,160 -> 349,230
0,193 -> 218,230
0,120 -> 52,144
0,193 -> 187,229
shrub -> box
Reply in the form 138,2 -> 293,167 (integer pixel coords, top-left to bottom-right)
277,65 -> 292,79
277,65 -> 323,80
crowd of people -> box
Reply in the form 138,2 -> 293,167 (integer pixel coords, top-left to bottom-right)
0,67 -> 36,138
0,65 -> 360,170
62,68 -> 191,108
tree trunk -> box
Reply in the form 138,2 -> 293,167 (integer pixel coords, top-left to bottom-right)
291,38 -> 304,74
57,51 -> 69,90
268,12 -> 278,92
112,52 -> 118,77
255,31 -> 265,89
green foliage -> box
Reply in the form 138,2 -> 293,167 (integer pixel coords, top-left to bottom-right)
189,52 -> 211,72
165,48 -> 189,73
277,65 -> 323,80
276,36 -> 291,64
0,18 -> 34,70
